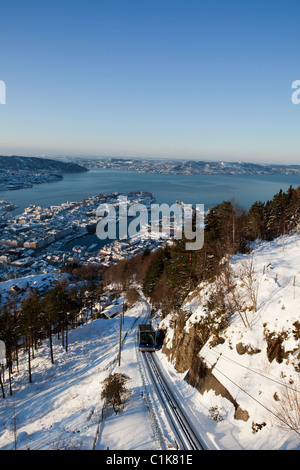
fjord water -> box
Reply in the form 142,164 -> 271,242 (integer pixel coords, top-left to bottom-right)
0,168 -> 299,215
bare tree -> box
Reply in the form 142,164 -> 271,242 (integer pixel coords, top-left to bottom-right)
239,255 -> 260,313
272,382 -> 300,434
220,254 -> 260,328
217,266 -> 250,328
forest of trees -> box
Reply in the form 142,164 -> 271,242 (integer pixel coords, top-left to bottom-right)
0,278 -> 104,396
104,185 -> 300,316
0,185 -> 299,396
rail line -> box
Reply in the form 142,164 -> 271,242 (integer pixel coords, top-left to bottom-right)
141,351 -> 207,450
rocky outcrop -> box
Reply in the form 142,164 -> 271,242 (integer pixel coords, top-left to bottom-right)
162,321 -> 249,422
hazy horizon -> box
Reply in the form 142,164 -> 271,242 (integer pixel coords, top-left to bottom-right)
0,153 -> 300,167
0,1 -> 299,165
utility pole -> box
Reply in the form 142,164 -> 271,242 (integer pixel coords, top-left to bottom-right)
293,276 -> 296,300
118,308 -> 122,366
13,396 -> 17,450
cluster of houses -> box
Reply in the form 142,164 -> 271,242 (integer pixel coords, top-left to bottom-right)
0,192 -> 174,280
0,169 -> 63,191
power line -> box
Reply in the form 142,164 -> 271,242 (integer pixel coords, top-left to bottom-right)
201,354 -> 300,437
202,345 -> 300,394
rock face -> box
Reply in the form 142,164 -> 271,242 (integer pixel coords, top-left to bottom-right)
162,321 -> 249,422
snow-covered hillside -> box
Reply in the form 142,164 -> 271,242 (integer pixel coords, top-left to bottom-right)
0,234 -> 299,450
0,298 -> 157,450
161,233 -> 300,450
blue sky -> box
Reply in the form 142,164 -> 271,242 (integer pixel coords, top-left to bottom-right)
0,0 -> 299,163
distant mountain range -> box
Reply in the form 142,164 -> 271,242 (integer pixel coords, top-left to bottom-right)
168,160 -> 300,175
0,155 -> 88,173
80,157 -> 300,176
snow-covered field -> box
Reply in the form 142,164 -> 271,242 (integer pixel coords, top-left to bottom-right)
0,233 -> 299,450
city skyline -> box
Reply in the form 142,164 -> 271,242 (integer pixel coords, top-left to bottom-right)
0,0 -> 300,164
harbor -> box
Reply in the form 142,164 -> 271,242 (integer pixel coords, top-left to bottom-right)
0,191 -> 174,279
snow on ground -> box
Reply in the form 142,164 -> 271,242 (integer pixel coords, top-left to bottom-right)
171,233 -> 300,450
0,273 -> 70,306
0,298 -> 157,450
0,233 -> 299,450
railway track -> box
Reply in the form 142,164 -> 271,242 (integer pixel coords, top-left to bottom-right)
141,351 -> 207,450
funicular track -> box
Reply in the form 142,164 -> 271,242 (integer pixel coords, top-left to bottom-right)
142,351 -> 207,450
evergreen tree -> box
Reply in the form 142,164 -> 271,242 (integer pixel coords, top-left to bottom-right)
0,301 -> 19,395
67,285 -> 83,328
53,281 -> 70,349
19,289 -> 42,383
165,238 -> 198,306
96,281 -> 104,316
247,201 -> 266,242
86,280 -> 98,319
285,185 -> 300,232
205,201 -> 236,258
2,292 -> 20,374
142,247 -> 169,298
42,288 -> 58,364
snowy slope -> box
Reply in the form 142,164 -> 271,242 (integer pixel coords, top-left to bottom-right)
0,234 -> 299,450
162,233 -> 300,450
0,299 -> 157,450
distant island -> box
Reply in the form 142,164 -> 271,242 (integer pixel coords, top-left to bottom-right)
77,157 -> 300,176
0,155 -> 88,191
